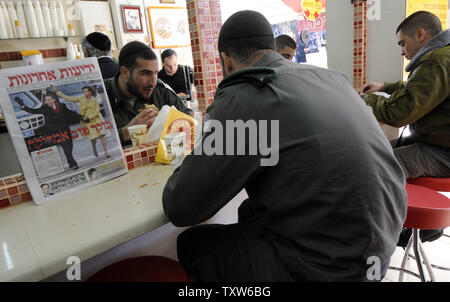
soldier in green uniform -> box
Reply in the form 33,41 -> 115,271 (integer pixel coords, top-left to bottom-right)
361,11 -> 450,179
163,10 -> 407,281
104,41 -> 192,146
361,11 -> 450,247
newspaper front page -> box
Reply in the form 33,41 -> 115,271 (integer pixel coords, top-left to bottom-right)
0,58 -> 127,205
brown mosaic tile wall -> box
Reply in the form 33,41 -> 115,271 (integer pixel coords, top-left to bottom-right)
0,143 -> 158,209
353,0 -> 368,91
0,174 -> 32,209
186,0 -> 223,117
0,48 -> 67,62
123,142 -> 158,170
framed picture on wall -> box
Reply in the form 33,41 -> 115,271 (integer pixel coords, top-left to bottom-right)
122,5 -> 143,33
147,7 -> 191,48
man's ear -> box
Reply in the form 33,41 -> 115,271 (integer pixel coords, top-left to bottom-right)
415,28 -> 427,43
120,66 -> 130,80
220,52 -> 233,75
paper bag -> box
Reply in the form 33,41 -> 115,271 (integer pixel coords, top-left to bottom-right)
155,107 -> 197,165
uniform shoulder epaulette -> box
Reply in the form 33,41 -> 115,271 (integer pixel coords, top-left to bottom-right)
218,67 -> 276,90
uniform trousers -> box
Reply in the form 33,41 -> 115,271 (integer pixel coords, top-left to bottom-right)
391,136 -> 450,179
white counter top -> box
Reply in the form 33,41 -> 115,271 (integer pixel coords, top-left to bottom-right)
0,163 -> 174,281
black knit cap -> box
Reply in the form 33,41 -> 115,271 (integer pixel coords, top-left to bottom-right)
119,41 -> 153,61
219,10 -> 273,41
86,32 -> 111,52
118,41 -> 157,67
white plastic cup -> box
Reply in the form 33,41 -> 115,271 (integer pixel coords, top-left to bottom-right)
164,132 -> 186,167
128,124 -> 147,147
22,53 -> 43,65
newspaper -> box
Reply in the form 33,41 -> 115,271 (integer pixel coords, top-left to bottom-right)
0,58 -> 127,205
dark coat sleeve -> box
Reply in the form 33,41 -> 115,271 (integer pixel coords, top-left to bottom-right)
20,105 -> 43,115
162,92 -> 263,227
362,60 -> 449,127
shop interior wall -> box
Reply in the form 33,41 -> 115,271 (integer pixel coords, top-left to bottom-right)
0,0 -> 84,69
109,0 -> 193,69
326,0 -> 354,81
328,0 -> 406,84
366,0 -> 406,84
142,0 -> 193,69
0,39 -> 76,69
367,0 -> 406,140
0,0 -> 194,70
327,0 -> 406,140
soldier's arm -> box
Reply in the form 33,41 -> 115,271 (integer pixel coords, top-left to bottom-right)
362,61 -> 449,127
53,87 -> 82,103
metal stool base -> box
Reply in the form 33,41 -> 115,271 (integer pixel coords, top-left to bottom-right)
399,229 -> 436,282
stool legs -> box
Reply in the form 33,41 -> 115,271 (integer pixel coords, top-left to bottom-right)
418,239 -> 435,281
399,229 -> 436,282
413,229 -> 426,282
399,234 -> 413,281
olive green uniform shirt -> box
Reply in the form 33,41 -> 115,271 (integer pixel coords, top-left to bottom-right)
363,30 -> 450,148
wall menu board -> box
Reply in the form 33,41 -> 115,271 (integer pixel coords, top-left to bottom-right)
147,6 -> 190,48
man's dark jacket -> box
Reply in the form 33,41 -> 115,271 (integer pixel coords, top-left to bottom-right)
163,52 -> 407,281
104,77 -> 192,145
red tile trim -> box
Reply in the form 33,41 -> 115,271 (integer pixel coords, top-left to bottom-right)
123,142 -> 158,171
0,198 -> 10,208
186,0 -> 223,118
8,51 -> 21,61
0,52 -> 9,61
0,174 -> 31,209
353,0 -> 368,90
0,48 -> 67,62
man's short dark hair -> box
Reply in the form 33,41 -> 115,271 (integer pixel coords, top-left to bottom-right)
45,91 -> 59,102
87,168 -> 96,177
161,49 -> 177,62
396,11 -> 442,38
275,34 -> 297,52
118,41 -> 157,71
82,85 -> 96,96
218,11 -> 275,65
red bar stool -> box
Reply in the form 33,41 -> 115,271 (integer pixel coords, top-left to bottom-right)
86,256 -> 195,282
407,177 -> 450,192
399,184 -> 450,282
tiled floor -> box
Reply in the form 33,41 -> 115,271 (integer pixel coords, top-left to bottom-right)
383,228 -> 450,282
